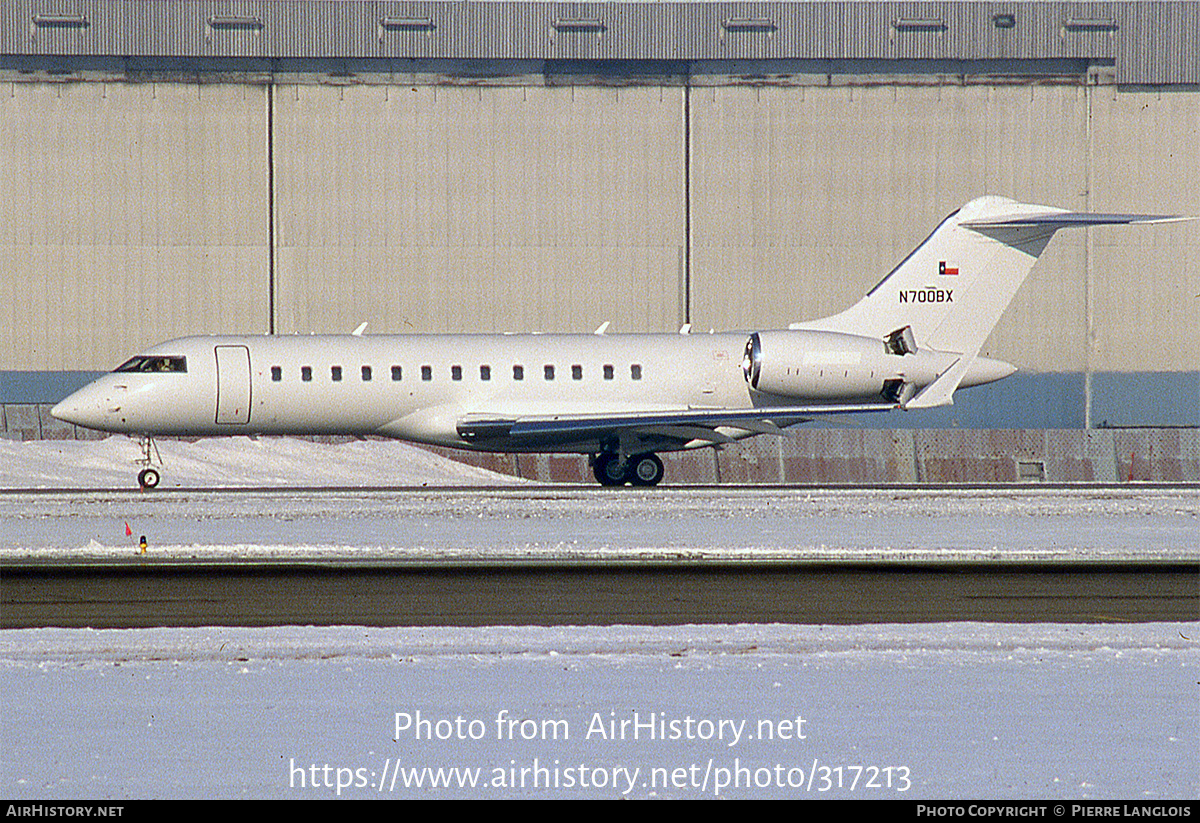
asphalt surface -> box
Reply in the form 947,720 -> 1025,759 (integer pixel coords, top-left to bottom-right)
3,485 -> 1196,627
2,560 -> 1195,627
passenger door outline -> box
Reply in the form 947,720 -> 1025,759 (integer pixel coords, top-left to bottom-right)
215,345 -> 252,425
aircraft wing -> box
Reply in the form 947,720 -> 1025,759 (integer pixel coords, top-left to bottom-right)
456,404 -> 897,450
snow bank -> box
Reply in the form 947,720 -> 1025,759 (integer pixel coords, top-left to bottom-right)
0,435 -> 522,489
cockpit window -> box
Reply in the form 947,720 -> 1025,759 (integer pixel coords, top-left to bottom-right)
114,356 -> 187,373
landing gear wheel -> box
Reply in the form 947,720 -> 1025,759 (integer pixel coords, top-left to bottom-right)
627,453 -> 664,487
592,453 -> 627,486
135,436 -> 164,490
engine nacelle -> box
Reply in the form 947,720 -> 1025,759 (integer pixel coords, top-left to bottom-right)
742,329 -> 956,402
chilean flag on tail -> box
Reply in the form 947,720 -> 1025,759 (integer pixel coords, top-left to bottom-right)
939,261 -> 959,275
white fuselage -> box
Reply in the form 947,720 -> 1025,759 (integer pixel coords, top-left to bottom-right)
55,333 -> 747,448
51,330 -> 996,454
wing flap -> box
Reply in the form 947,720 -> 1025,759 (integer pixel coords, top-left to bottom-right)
456,404 -> 897,448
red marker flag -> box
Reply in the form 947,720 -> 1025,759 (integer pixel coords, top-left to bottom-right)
125,522 -> 132,537
939,261 -> 959,275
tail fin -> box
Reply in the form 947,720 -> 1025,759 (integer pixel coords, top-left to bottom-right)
792,196 -> 1185,405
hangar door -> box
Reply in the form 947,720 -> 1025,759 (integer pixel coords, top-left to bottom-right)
214,345 -> 252,425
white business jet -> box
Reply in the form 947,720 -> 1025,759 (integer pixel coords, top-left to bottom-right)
51,196 -> 1181,487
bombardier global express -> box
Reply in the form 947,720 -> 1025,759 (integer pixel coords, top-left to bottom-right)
51,196 -> 1182,487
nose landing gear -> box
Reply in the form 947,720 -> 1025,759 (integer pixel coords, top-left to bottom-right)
591,452 -> 664,487
136,435 -> 162,489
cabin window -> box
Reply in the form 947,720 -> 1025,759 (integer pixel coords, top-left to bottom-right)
513,365 -> 524,381
391,366 -> 402,381
451,365 -> 462,381
480,365 -> 491,381
421,365 -> 432,381
631,364 -> 642,380
572,364 -> 583,380
331,366 -> 342,382
362,365 -> 372,382
301,366 -> 312,382
544,365 -> 555,381
603,364 -> 614,380
115,356 -> 187,373
271,366 -> 282,382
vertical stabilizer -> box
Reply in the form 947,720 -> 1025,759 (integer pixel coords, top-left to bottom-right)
791,196 -> 1184,406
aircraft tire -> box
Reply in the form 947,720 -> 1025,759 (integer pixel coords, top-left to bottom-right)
627,453 -> 664,487
137,468 -> 161,489
593,453 -> 627,486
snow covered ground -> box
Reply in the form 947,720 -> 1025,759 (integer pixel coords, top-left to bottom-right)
2,436 -> 1197,565
2,623 -> 1197,800
2,485 -> 1198,566
0,435 -> 521,490
1,437 -> 1197,799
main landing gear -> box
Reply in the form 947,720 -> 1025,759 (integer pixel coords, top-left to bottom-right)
591,452 -> 664,487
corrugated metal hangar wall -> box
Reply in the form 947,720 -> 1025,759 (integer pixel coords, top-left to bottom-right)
2,1 -> 1198,448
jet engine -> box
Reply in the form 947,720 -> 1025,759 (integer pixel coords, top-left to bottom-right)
742,329 -> 956,402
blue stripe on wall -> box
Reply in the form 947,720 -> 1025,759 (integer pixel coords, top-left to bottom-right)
1,372 -> 105,404
807,373 -> 1088,429
801,372 -> 1197,429
1091,371 -> 1200,428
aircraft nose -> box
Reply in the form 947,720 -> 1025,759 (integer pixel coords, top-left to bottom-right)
51,394 -> 87,427
51,383 -> 111,429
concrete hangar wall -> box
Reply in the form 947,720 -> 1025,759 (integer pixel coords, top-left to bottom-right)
1,1 -> 1198,438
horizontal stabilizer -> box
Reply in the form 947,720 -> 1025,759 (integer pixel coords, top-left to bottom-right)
961,211 -> 1188,229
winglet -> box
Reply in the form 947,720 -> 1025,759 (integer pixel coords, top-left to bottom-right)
594,321 -> 610,335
